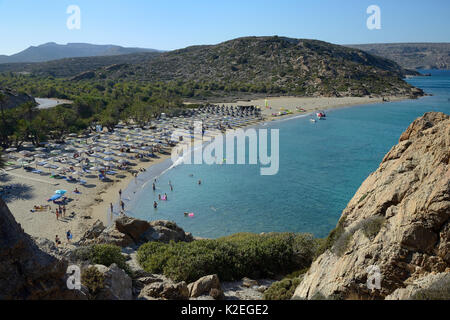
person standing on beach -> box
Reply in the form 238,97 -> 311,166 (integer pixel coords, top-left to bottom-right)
63,205 -> 66,217
110,203 -> 114,214
55,235 -> 61,246
55,208 -> 59,220
152,182 -> 156,191
120,200 -> 125,211
119,189 -> 122,199
66,230 -> 72,243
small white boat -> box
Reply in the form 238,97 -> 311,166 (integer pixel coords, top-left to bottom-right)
310,119 -> 317,123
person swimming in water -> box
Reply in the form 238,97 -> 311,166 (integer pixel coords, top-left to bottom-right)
153,201 -> 158,209
198,179 -> 202,185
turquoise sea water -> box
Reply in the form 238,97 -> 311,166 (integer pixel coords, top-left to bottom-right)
125,70 -> 450,238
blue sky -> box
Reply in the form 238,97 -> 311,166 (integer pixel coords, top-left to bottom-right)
0,0 -> 449,55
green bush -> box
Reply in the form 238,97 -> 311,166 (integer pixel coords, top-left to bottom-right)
137,233 -> 320,283
82,266 -> 105,298
72,244 -> 131,275
332,230 -> 354,257
263,277 -> 302,300
315,217 -> 346,257
360,216 -> 385,240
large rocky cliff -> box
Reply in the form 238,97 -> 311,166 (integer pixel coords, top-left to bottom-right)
293,112 -> 450,300
0,198 -> 81,299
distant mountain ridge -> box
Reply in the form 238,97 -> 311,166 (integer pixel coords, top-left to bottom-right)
0,42 -> 160,64
347,43 -> 450,70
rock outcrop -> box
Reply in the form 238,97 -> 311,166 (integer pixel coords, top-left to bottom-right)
187,274 -> 222,298
293,112 -> 450,300
0,199 -> 83,299
138,279 -> 189,300
79,217 -> 193,247
91,264 -> 132,300
0,87 -> 36,110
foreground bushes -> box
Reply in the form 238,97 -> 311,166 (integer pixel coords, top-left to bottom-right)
71,244 -> 131,275
137,233 -> 320,283
81,266 -> 105,298
263,268 -> 309,300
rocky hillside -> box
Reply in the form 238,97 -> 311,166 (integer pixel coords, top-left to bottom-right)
293,112 -> 450,300
95,36 -> 421,97
1,37 -> 424,98
347,43 -> 450,70
0,87 -> 36,110
0,198 -> 81,299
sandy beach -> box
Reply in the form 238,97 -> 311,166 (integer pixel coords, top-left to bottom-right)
1,94 -> 411,246
220,95 -> 410,119
1,152 -> 172,247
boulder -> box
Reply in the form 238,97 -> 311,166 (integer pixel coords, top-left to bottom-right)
80,218 -> 192,247
81,220 -> 106,240
95,226 -> 135,247
138,279 -> 189,300
115,216 -> 150,243
242,277 -> 259,288
386,273 -> 450,300
92,263 -> 132,300
293,112 -> 450,300
143,220 -> 194,243
187,274 -> 222,298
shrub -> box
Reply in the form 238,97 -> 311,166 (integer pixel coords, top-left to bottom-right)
359,216 -> 385,240
263,277 -> 302,300
71,244 -> 131,275
137,233 -> 320,283
332,230 -> 354,256
315,217 -> 346,258
82,266 -> 105,298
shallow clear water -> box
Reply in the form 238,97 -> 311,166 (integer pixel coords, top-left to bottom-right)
125,70 -> 450,238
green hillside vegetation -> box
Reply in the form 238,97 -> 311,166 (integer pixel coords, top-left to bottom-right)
137,233 -> 320,283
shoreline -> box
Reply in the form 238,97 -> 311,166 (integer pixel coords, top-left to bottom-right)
91,94 -> 417,234
3,94 -> 418,244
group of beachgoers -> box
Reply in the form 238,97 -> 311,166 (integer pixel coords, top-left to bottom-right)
55,229 -> 72,246
152,179 -> 172,209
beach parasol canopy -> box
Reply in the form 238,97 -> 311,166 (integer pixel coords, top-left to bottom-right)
49,194 -> 62,201
55,190 -> 67,195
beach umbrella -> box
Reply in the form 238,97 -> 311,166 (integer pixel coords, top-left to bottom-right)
55,190 -> 67,195
48,194 -> 62,201
103,156 -> 115,161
